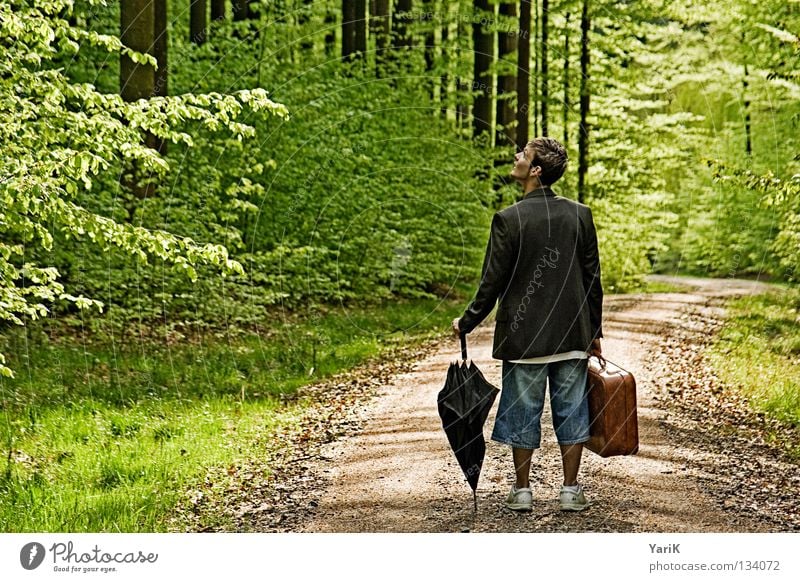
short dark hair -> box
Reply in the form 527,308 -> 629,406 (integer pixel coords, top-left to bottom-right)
528,137 -> 568,185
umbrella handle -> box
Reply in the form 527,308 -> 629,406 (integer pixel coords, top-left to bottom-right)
460,333 -> 467,361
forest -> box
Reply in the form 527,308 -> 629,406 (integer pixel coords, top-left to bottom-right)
1,0 -> 799,532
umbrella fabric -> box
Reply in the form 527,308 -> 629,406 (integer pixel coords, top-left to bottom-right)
437,335 -> 499,509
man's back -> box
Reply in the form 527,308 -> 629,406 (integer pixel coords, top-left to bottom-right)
459,187 -> 603,360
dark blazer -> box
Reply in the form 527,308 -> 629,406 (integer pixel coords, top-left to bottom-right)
458,186 -> 603,360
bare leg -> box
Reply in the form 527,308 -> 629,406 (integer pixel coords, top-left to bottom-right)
559,443 -> 583,486
512,447 -> 534,488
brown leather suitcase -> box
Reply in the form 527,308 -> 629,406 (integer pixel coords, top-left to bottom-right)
585,357 -> 639,457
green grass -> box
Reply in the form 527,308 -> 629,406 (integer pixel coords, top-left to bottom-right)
640,276 -> 697,294
0,296 -> 464,532
707,285 -> 800,437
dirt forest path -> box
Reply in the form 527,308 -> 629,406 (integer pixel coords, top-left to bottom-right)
229,276 -> 800,533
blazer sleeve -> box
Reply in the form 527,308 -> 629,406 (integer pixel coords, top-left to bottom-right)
582,207 -> 604,339
458,212 -> 514,334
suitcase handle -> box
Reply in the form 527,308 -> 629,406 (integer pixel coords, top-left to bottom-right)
590,354 -> 634,377
589,353 -> 608,370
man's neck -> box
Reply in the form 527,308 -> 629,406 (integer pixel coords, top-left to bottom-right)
520,177 -> 546,195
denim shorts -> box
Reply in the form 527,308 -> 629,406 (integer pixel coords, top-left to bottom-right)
491,359 -> 590,449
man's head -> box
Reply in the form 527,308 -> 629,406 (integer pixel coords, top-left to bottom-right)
510,137 -> 568,186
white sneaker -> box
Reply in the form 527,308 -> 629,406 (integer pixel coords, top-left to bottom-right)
505,486 -> 533,512
559,484 -> 590,511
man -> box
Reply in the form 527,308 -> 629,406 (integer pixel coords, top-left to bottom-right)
452,137 -> 603,512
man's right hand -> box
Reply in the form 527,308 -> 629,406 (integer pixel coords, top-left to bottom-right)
589,339 -> 605,366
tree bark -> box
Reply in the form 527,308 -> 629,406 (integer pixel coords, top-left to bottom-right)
232,0 -> 248,21
578,0 -> 590,203
424,2 -> 436,100
393,0 -> 413,52
355,0 -> 368,56
153,0 -> 167,98
743,31 -> 752,158
516,0 -> 531,151
440,16 -> 449,117
533,0 -> 538,136
472,0 -> 494,139
744,64 -> 752,156
121,1 -> 155,102
372,0 -> 390,73
343,1 -> 356,60
211,0 -> 225,21
153,0 -> 167,154
120,0 -> 157,207
495,1 -> 517,148
190,0 -> 207,45
541,0 -> 549,136
563,11 -> 569,147
457,3 -> 469,135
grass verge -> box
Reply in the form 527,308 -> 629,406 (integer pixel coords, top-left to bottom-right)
706,285 -> 800,436
0,296 -> 464,532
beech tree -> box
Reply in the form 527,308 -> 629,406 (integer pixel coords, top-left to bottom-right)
0,0 -> 288,377
343,1 -> 356,60
372,0 -> 391,73
563,11 -> 570,147
355,0 -> 367,56
496,1 -> 518,148
516,0 -> 532,150
190,0 -> 208,45
232,0 -> 248,21
541,0 -> 549,136
393,0 -> 413,53
211,0 -> 225,22
472,0 -> 494,138
578,0 -> 589,202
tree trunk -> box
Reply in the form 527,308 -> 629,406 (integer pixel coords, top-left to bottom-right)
472,0 -> 494,139
541,0 -> 549,136
232,0 -> 247,21
516,0 -> 531,151
190,0 -> 207,45
441,17 -> 449,117
120,0 -> 157,209
563,12 -> 570,147
495,1 -> 517,148
578,0 -> 590,203
325,7 -> 337,56
121,1 -> 155,102
153,0 -> 167,98
153,0 -> 167,154
424,2 -> 436,100
744,65 -> 752,156
743,32 -> 752,158
373,0 -> 390,73
393,0 -> 413,52
533,0 -> 538,136
355,0 -> 368,56
343,1 -> 356,60
211,0 -> 225,21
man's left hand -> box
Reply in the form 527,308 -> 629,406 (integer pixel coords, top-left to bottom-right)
452,318 -> 461,337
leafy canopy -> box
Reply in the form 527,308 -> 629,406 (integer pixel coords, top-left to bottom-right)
0,0 -> 288,376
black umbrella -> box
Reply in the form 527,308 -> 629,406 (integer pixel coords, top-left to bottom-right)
437,333 -> 499,510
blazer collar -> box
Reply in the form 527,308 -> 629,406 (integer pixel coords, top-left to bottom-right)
523,186 -> 556,199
